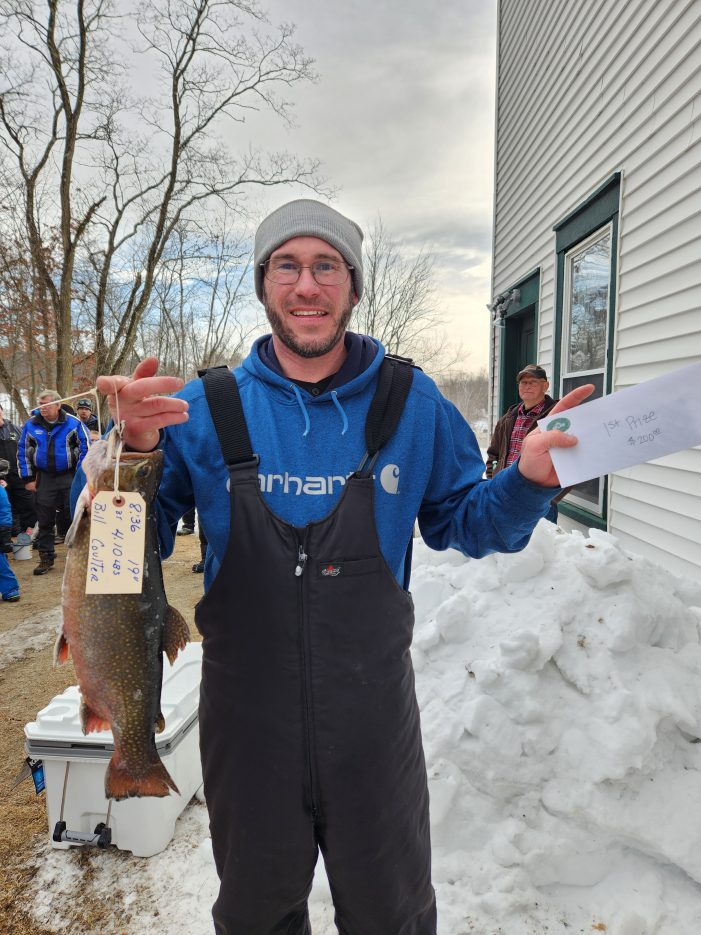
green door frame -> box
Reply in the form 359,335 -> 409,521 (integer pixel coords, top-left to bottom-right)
497,269 -> 540,413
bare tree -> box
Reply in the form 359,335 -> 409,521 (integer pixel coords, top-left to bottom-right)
436,369 -> 489,426
0,173 -> 58,417
139,212 -> 257,378
0,0 -> 323,398
353,218 -> 462,374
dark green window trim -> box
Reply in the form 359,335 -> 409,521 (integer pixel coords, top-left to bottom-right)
558,500 -> 607,530
554,173 -> 622,251
553,173 -> 621,528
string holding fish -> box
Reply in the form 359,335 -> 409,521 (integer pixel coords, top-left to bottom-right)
79,378 -> 148,596
104,426 -> 126,506
108,378 -> 127,507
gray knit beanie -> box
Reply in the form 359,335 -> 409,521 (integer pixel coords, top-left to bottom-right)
254,199 -> 364,301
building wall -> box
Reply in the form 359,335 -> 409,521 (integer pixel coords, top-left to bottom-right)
491,0 -> 701,577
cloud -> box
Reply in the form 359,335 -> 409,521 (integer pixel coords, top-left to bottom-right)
241,0 -> 497,367
396,220 -> 492,255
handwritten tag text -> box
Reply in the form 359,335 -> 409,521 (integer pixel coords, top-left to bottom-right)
86,491 -> 146,595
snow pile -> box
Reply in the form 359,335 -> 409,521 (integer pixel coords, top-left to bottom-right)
412,522 -> 701,934
26,522 -> 701,934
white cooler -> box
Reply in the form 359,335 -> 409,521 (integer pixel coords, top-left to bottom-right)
25,641 -> 203,858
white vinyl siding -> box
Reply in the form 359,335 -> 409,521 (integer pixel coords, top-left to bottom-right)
491,0 -> 701,577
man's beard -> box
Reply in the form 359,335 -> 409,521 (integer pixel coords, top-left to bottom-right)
264,292 -> 354,359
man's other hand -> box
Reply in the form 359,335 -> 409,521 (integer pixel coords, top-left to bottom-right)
518,384 -> 595,487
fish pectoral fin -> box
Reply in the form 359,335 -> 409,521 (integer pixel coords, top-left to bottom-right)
53,632 -> 70,666
163,604 -> 191,665
80,700 -> 111,735
155,712 -> 166,734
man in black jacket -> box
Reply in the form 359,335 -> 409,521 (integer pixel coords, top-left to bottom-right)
486,364 -> 561,521
0,404 -> 36,536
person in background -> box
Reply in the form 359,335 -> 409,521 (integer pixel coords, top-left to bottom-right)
191,528 -> 208,574
177,507 -> 209,573
18,390 -> 89,575
92,199 -> 593,935
76,398 -> 100,442
485,364 -> 562,522
56,398 -> 77,557
0,459 -> 20,602
177,507 -> 196,535
59,398 -> 98,539
0,404 -> 36,536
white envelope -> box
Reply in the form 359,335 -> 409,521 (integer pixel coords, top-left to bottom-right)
546,361 -> 701,487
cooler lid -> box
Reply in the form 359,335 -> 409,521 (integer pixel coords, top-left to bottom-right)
25,641 -> 202,756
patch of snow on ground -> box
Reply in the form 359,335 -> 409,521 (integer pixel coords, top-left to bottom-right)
0,607 -> 62,667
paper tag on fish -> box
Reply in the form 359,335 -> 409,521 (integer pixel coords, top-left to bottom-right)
85,491 -> 146,594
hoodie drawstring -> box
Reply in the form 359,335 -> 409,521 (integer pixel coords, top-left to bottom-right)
290,384 -> 311,437
330,391 -> 348,436
289,385 -> 349,437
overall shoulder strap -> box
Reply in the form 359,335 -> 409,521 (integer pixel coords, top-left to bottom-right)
358,354 -> 415,475
198,366 -> 258,469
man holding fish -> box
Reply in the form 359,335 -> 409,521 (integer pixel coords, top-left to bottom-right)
94,200 -> 593,935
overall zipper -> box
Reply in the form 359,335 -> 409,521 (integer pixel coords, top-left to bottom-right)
295,527 -> 318,823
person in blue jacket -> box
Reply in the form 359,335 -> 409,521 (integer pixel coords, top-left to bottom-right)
94,200 -> 593,935
19,390 -> 89,576
0,459 -> 20,601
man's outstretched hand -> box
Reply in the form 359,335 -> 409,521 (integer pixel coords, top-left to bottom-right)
96,358 -> 189,452
518,384 -> 595,487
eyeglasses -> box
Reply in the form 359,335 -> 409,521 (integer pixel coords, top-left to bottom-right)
263,259 -> 353,286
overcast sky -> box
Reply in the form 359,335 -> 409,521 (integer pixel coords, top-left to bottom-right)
242,0 -> 498,373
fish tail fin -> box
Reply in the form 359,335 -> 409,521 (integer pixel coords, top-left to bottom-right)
163,604 -> 191,665
105,750 -> 180,801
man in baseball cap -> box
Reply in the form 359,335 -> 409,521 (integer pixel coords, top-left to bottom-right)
516,363 -> 548,382
91,200 -> 593,935
76,398 -> 99,439
486,363 -> 563,521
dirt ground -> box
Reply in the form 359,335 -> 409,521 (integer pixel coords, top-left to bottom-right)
0,533 -> 205,934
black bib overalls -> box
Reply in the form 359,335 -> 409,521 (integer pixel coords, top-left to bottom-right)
195,365 -> 437,935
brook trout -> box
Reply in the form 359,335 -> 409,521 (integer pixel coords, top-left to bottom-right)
57,441 -> 190,800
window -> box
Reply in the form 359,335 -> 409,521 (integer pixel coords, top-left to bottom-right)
553,174 -> 620,527
561,225 -> 612,512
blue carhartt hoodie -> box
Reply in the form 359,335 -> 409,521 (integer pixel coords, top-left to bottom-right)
152,334 -> 559,591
